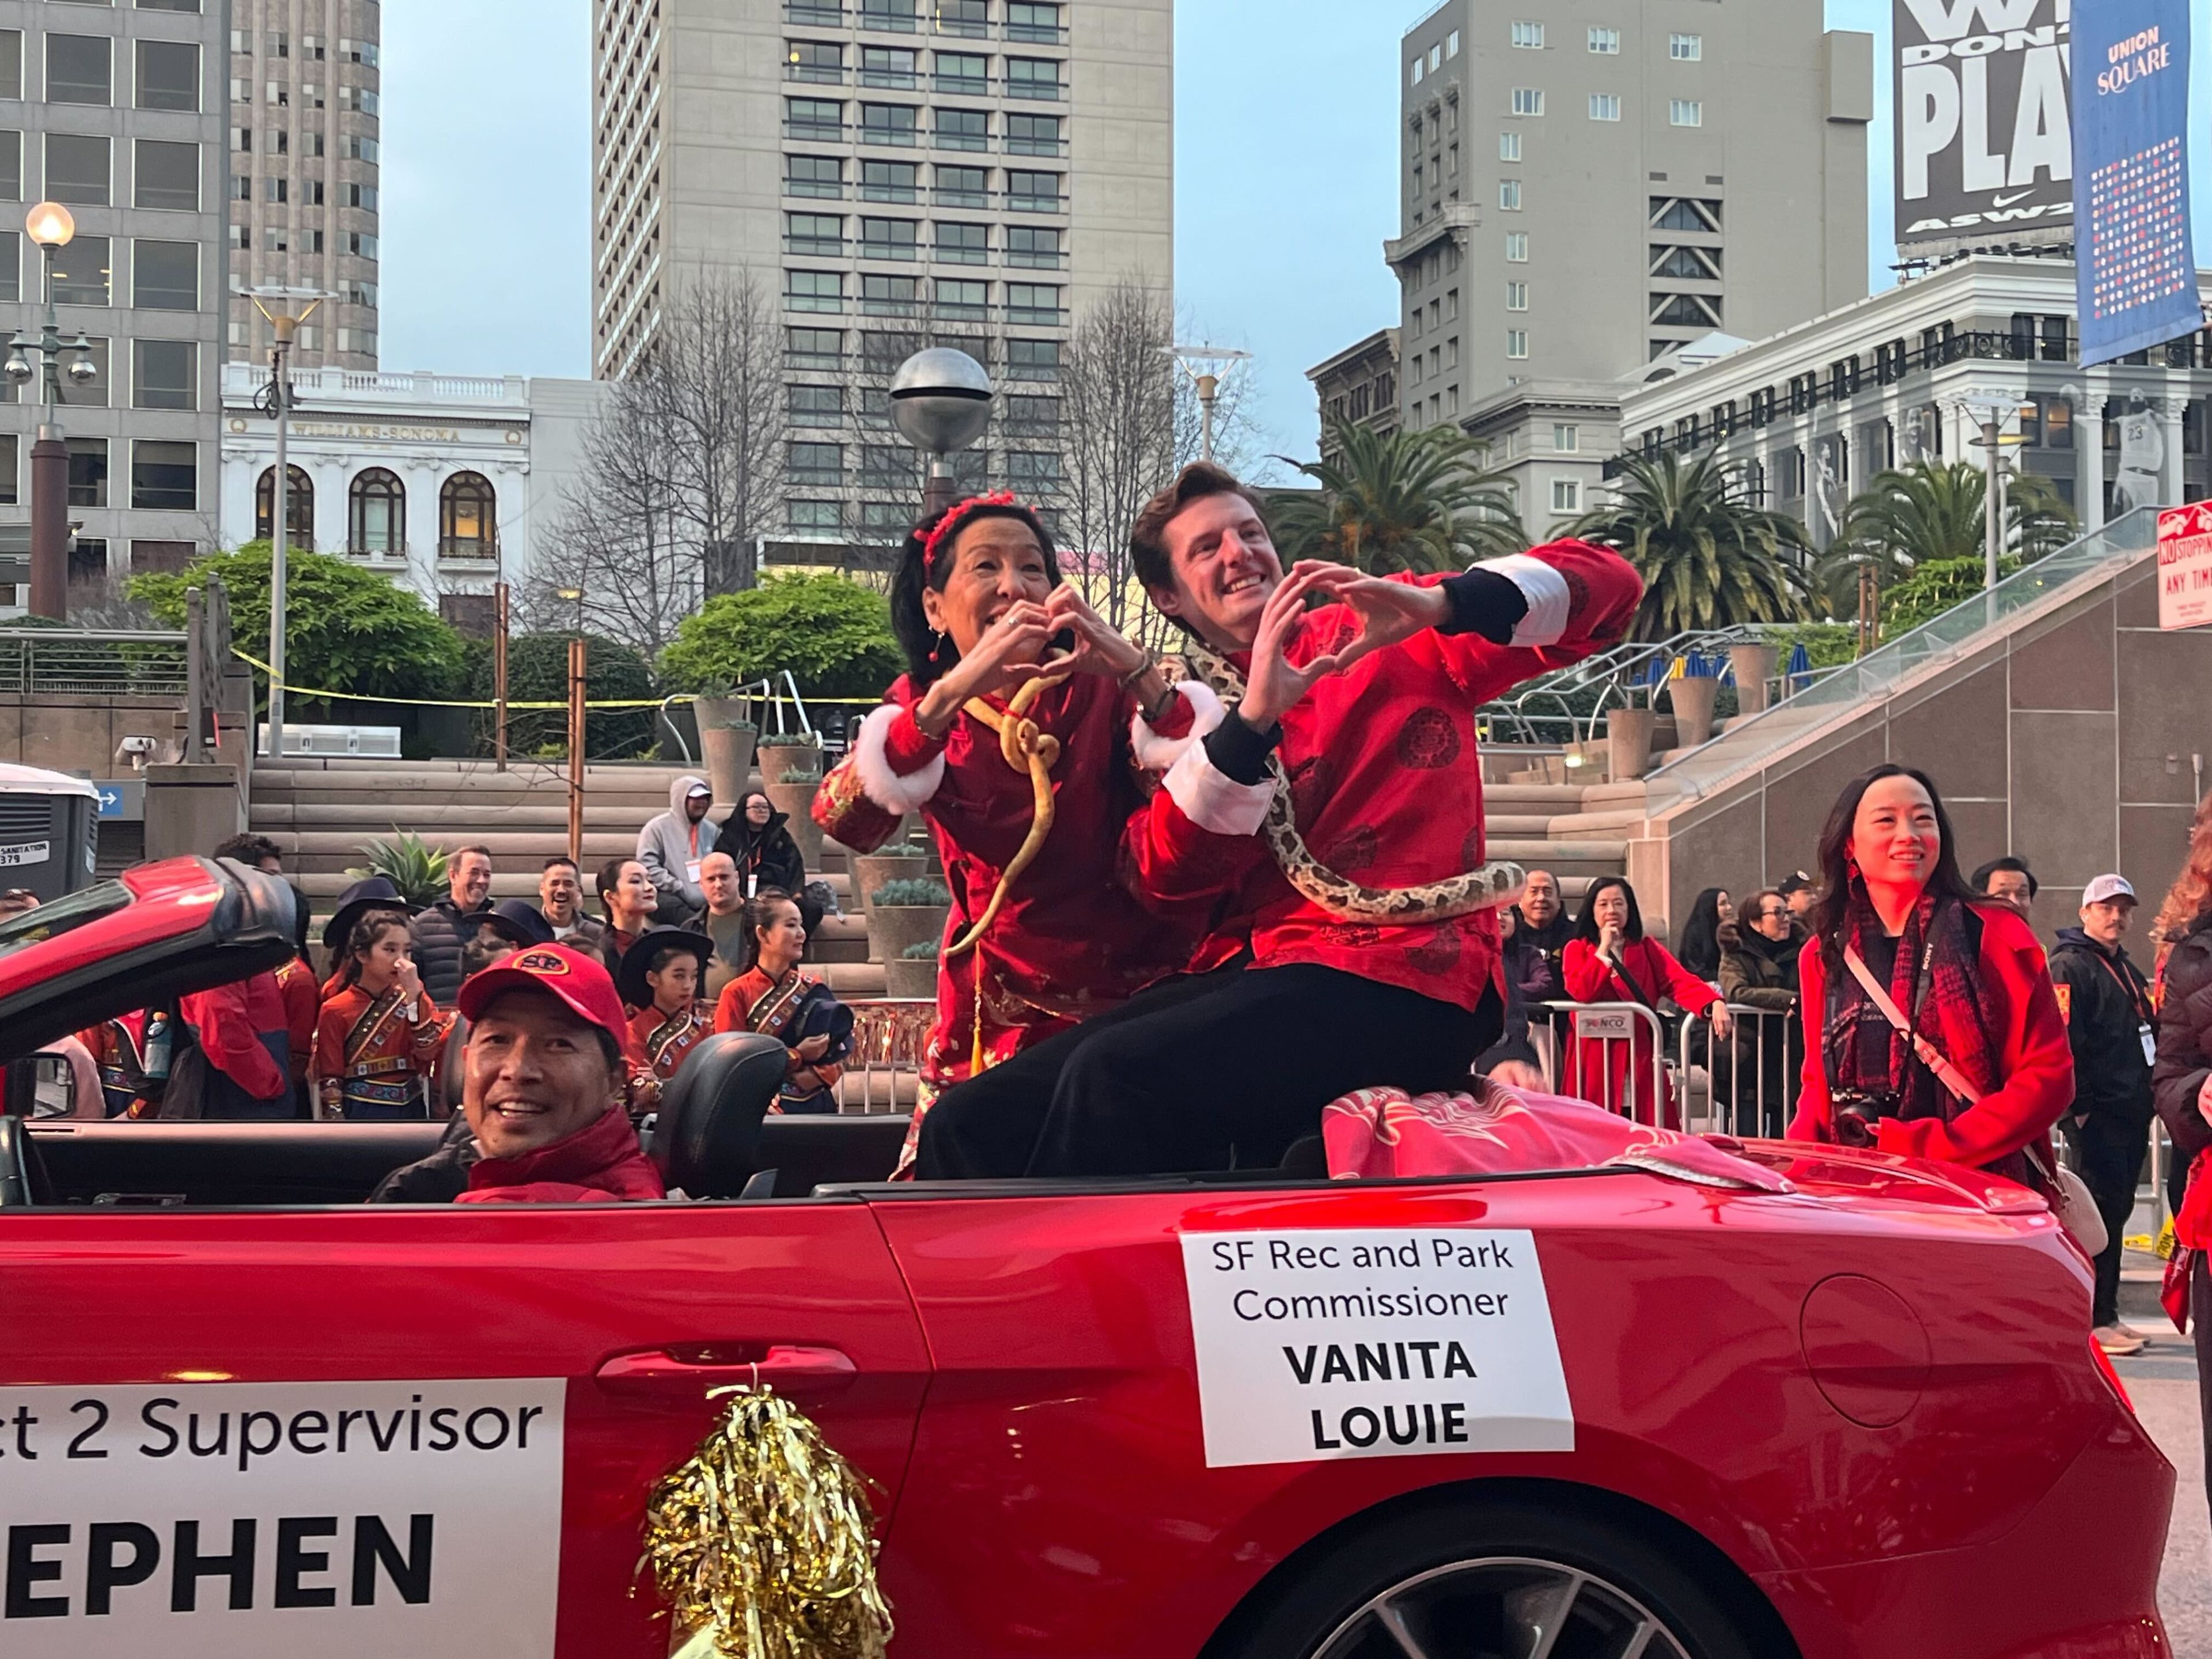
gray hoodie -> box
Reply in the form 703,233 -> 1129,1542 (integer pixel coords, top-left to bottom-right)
637,773 -> 718,920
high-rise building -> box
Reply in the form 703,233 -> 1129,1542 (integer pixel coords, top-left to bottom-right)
0,0 -> 229,604
1391,1 -> 1871,430
590,0 -> 1172,550
225,0 -> 381,371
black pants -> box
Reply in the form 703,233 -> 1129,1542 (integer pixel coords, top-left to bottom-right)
2073,1110 -> 2152,1327
915,963 -> 1501,1180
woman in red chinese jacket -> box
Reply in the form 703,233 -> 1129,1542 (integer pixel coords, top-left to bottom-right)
315,909 -> 450,1120
1561,876 -> 1730,1128
813,493 -> 1210,1168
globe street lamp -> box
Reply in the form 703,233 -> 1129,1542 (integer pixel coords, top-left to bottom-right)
8,202 -> 98,619
891,347 -> 993,518
244,285 -> 333,762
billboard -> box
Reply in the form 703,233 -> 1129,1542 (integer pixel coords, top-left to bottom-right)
2073,2 -> 2197,368
1895,0 -> 2073,249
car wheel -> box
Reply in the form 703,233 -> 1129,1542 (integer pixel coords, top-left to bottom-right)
1213,1495 -> 1761,1659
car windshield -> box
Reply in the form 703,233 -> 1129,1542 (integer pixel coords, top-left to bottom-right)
0,881 -> 131,960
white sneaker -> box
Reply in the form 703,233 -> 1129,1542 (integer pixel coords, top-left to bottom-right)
2095,1325 -> 2147,1357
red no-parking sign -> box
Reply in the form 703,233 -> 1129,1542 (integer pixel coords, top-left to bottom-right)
2157,503 -> 2212,630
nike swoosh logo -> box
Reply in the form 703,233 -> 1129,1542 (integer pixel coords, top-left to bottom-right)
1991,190 -> 2035,207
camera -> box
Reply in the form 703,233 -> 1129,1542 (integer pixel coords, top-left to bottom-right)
1831,1089 -> 1899,1148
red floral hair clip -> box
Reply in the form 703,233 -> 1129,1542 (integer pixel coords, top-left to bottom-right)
922,490 -> 1022,565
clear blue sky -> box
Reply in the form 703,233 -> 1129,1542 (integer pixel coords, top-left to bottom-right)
378,2 -> 2209,467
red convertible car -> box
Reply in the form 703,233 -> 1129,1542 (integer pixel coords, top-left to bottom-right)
0,858 -> 2175,1659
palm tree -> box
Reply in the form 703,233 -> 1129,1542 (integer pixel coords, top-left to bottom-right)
1819,460 -> 2077,617
1567,450 -> 1811,638
1272,419 -> 1529,575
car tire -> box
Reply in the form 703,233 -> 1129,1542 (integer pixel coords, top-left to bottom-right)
1210,1492 -> 1761,1659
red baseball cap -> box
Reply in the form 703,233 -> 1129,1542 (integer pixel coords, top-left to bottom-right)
457,942 -> 630,1045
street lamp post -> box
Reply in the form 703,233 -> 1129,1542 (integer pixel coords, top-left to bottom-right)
891,349 -> 994,519
556,586 -> 586,865
1166,344 -> 1252,463
6,203 -> 97,620
1970,410 -> 2028,593
244,286 -> 333,763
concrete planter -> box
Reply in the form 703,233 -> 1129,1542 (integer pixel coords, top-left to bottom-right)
1728,643 -> 1781,715
869,904 -> 949,965
884,955 -> 941,1001
758,740 -> 824,789
1607,707 -> 1657,781
1666,676 -> 1720,749
852,849 -> 927,922
698,722 -> 757,809
763,776 -> 823,865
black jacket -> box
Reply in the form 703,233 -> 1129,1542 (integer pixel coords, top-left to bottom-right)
720,808 -> 808,900
2154,927 -> 2212,1168
408,897 -> 490,1009
1719,922 -> 1801,1012
2051,928 -> 2156,1128
1520,908 -> 1574,979
368,1113 -> 479,1203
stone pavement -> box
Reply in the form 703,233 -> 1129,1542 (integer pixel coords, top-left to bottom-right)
2115,1244 -> 2206,1650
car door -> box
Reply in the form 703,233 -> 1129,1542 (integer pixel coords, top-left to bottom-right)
0,1195 -> 929,1659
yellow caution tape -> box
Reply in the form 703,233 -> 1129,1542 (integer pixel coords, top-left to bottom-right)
229,648 -> 887,711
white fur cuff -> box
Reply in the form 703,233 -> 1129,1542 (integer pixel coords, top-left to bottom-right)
1162,739 -> 1274,837
1130,680 -> 1225,773
850,703 -> 946,815
1475,553 -> 1572,647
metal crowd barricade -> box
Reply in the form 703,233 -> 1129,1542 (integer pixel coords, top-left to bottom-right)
836,999 -> 933,1115
1674,1004 -> 1803,1139
1532,1001 -> 1670,1124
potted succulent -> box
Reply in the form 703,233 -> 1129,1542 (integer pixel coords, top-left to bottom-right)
885,939 -> 941,1001
756,730 -> 824,794
852,833 -> 929,925
764,764 -> 824,866
868,875 -> 950,967
690,683 -> 757,807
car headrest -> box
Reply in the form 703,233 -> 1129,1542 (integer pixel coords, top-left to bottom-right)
649,1033 -> 784,1200
442,1014 -> 470,1113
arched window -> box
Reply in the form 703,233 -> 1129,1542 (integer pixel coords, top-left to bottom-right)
253,465 -> 315,550
439,472 -> 497,560
348,467 -> 405,556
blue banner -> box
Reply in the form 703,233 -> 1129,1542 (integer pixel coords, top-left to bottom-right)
2073,0 -> 2198,368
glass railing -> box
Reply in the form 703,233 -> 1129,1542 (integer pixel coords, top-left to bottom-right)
1643,506 -> 2161,808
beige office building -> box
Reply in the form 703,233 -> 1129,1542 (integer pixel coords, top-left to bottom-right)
591,0 -> 1172,545
1393,0 -> 1872,430
225,0 -> 381,370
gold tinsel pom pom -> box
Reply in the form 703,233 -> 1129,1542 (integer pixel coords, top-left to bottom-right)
642,1385 -> 893,1659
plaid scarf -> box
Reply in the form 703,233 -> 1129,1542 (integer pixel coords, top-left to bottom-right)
1824,888 -> 1997,1128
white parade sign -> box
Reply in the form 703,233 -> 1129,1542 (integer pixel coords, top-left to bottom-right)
2158,504 -> 2212,631
0,1378 -> 565,1658
1181,1228 -> 1575,1469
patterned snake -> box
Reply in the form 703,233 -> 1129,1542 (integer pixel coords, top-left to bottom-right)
1180,642 -> 1527,926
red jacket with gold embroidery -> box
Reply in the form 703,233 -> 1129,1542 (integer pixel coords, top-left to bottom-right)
1123,543 -> 1643,1016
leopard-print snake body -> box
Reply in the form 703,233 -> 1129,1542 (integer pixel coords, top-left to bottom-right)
1181,643 -> 1526,925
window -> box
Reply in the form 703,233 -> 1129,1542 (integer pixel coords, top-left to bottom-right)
1505,232 -> 1528,262
788,383 -> 844,425
1554,424 -> 1578,452
1498,180 -> 1521,211
1447,30 -> 1460,57
935,219 -> 987,263
788,37 -> 846,79
131,441 -> 195,511
933,50 -> 986,93
1009,450 -> 1063,490
344,134 -> 377,162
787,500 -> 842,535
344,182 -> 376,211
1649,197 -> 1722,232
0,131 -> 19,201
0,31 -> 20,99
1589,94 -> 1620,122
785,211 -> 844,256
860,442 -> 912,488
265,176 -> 286,202
1005,169 -> 1062,211
1411,56 -> 1423,86
789,441 -> 843,486
858,215 -> 919,258
1669,100 -> 1702,127
859,103 -> 919,145
858,0 -> 919,29
1552,479 -> 1580,513
1006,393 -> 1060,433
340,36 -> 373,66
132,138 -> 199,210
1510,21 -> 1543,48
785,269 -> 844,312
935,163 -> 987,206
1006,57 -> 1063,99
1006,112 -> 1062,154
785,97 -> 844,139
0,233 -> 17,303
935,277 -> 987,318
1006,282 -> 1062,324
338,85 -> 375,115
1510,88 -> 1543,116
1649,245 -> 1720,280
47,34 -> 113,104
49,235 -> 109,305
69,440 -> 109,510
1007,3 -> 1065,44
860,158 -> 918,201
859,44 -> 916,86
860,272 -> 918,314
1498,131 -> 1520,163
44,133 -> 110,204
1651,294 -> 1722,327
787,326 -> 843,369
1006,337 -> 1059,379
266,29 -> 289,57
1506,282 -> 1527,311
1507,330 -> 1528,359
134,38 -> 198,109
1589,26 -> 1620,54
439,474 -> 497,560
1005,224 -> 1061,267
1430,46 -> 1441,70
343,468 -> 403,555
1669,33 -> 1703,61
131,238 -> 197,308
786,154 -> 843,198
935,107 -> 987,150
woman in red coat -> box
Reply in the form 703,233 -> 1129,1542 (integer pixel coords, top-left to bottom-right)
1560,876 -> 1728,1126
1788,764 -> 2072,1183
813,493 -> 1209,1172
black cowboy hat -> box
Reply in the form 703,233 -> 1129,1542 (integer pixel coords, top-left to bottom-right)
480,898 -> 557,950
616,926 -> 714,1010
322,876 -> 419,953
787,983 -> 855,1063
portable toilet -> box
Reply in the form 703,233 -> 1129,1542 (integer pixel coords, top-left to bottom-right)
0,764 -> 99,900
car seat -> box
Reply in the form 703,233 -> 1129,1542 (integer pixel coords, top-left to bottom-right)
647,1033 -> 785,1199
441,1014 -> 469,1114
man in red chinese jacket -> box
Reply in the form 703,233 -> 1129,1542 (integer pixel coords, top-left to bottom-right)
915,462 -> 1642,1179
